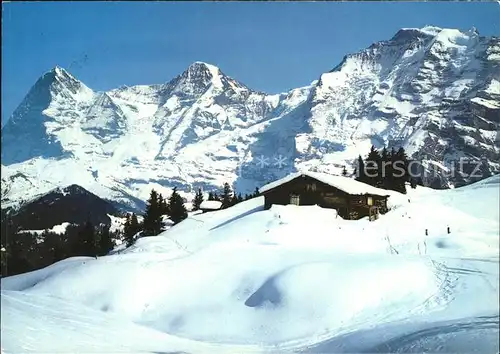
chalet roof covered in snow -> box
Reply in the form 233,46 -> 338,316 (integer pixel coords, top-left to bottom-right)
199,200 -> 222,210
259,171 -> 391,197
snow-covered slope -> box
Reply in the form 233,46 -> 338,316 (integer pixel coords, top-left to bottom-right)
1,176 -> 498,353
2,27 -> 499,211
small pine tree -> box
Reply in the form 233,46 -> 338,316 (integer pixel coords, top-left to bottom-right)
365,145 -> 382,187
378,147 -> 395,190
356,155 -> 367,184
253,187 -> 260,198
221,183 -> 233,209
143,189 -> 163,236
98,225 -> 114,256
208,192 -> 215,201
79,220 -> 97,256
123,214 -> 132,245
230,193 -> 239,206
124,213 -> 141,247
192,188 -> 204,211
168,187 -> 188,224
130,213 -> 140,238
158,194 -> 166,215
237,193 -> 244,203
342,166 -> 348,177
393,147 -> 409,194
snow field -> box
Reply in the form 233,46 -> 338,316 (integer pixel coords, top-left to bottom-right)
1,175 -> 499,353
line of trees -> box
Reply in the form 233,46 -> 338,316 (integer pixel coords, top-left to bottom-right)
1,221 -> 118,277
353,145 -> 418,194
192,183 -> 260,212
123,187 -> 188,242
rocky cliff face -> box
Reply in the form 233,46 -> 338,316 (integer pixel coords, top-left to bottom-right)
2,26 -> 499,211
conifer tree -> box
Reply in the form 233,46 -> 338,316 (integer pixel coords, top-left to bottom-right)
230,193 -> 239,206
208,192 -> 215,201
380,147 -> 394,190
342,166 -> 348,177
130,213 -> 140,236
168,187 -> 188,224
158,194 -> 166,215
393,147 -> 409,194
143,189 -> 163,236
237,193 -> 244,203
365,145 -> 382,187
123,214 -> 131,244
192,188 -> 204,211
98,225 -> 114,256
124,213 -> 140,246
79,220 -> 97,256
356,155 -> 368,184
221,183 -> 233,209
253,187 -> 260,198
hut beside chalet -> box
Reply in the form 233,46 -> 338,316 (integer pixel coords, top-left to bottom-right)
199,200 -> 222,213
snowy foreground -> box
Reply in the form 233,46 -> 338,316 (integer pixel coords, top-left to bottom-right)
2,176 -> 499,353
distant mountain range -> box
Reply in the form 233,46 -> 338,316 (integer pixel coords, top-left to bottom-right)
2,26 -> 499,212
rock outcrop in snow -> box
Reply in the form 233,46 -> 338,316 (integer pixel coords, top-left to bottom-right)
2,26 -> 499,211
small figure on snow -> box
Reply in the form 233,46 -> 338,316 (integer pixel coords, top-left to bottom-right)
447,226 -> 450,234
425,229 -> 428,236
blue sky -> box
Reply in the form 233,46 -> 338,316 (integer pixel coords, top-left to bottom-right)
2,1 -> 499,124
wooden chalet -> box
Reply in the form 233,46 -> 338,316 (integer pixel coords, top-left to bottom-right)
259,171 -> 390,221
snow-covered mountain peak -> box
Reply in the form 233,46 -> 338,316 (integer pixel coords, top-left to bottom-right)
161,61 -> 254,100
39,66 -> 93,99
187,61 -> 220,76
169,61 -> 223,94
51,65 -> 71,78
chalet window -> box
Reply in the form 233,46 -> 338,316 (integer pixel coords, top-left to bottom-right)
367,196 -> 373,206
290,194 -> 300,205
